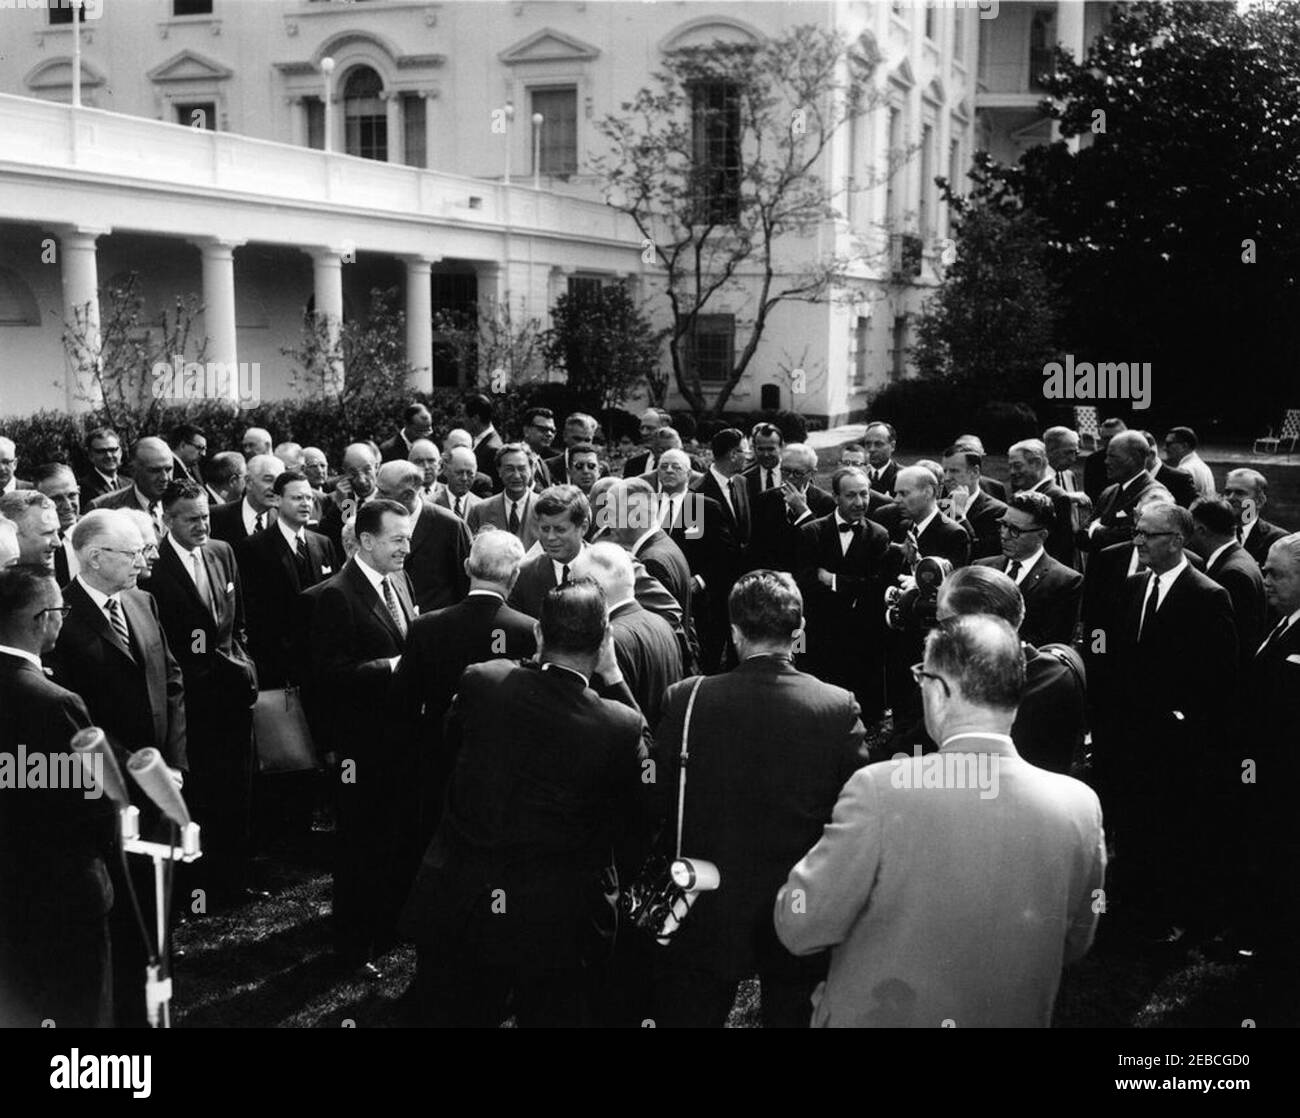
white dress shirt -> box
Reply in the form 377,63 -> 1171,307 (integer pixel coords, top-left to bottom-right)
1205,540 -> 1235,572
76,575 -> 127,636
708,465 -> 736,518
0,643 -> 43,669
354,558 -> 402,670
1178,451 -> 1216,499
1007,547 -> 1045,585
242,497 -> 269,536
277,519 -> 307,553
912,507 -> 940,539
1138,556 -> 1189,637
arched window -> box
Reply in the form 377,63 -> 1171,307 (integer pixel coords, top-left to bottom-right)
343,66 -> 387,161
0,267 -> 40,326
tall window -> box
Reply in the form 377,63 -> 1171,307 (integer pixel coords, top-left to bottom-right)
690,81 -> 741,224
953,4 -> 966,61
853,315 -> 870,386
304,96 -> 324,150
891,314 -> 909,380
531,88 -> 578,177
174,0 -> 214,15
176,102 -> 216,131
343,66 -> 387,162
402,94 -> 426,168
687,314 -> 735,383
567,276 -> 602,303
924,2 -> 938,42
885,105 -> 902,227
919,123 -> 935,239
1030,11 -> 1056,91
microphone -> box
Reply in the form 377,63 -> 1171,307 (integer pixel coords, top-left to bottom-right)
126,748 -> 191,828
70,726 -> 129,807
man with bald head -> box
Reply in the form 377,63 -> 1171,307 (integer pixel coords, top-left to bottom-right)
435,445 -> 484,520
90,437 -> 174,540
1007,438 -> 1076,566
748,443 -> 835,573
623,408 -> 673,478
317,442 -> 380,552
302,447 -> 330,491
777,613 -> 1105,1027
274,442 -> 305,472
242,427 -> 273,459
205,450 -> 246,508
376,459 -> 470,611
1097,501 -> 1236,945
1081,417 -> 1127,502
0,436 -> 33,495
210,452 -> 283,545
442,430 -> 494,498
1224,468 -> 1289,568
893,464 -> 971,568
1078,430 -> 1172,554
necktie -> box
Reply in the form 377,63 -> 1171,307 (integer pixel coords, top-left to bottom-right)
1055,471 -> 1066,489
837,521 -> 855,533
561,564 -> 570,585
295,535 -> 312,585
255,511 -> 267,532
507,501 -> 521,535
454,496 -> 464,518
1138,572 -> 1160,642
105,597 -> 130,648
1007,559 -> 1022,583
1235,523 -> 1244,545
191,549 -> 215,617
381,576 -> 408,638
765,469 -> 774,491
149,501 -> 162,530
1256,616 -> 1292,659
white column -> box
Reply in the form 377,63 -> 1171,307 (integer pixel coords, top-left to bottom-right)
192,237 -> 244,402
385,91 -> 402,164
310,247 -> 346,395
402,254 -> 438,392
56,224 -> 110,413
1055,1 -> 1088,151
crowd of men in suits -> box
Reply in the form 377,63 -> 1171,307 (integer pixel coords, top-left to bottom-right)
0,400 -> 1297,1029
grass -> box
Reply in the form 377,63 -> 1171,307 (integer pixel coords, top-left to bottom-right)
171,718 -> 1300,1027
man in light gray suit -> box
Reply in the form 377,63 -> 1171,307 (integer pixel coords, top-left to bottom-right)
775,613 -> 1105,1028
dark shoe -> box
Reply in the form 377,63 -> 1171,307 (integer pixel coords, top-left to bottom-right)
360,961 -> 384,982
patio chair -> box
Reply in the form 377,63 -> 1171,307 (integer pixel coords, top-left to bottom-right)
1254,409 -> 1300,456
1074,405 -> 1100,452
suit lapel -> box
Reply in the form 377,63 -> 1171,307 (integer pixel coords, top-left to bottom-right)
70,580 -> 137,665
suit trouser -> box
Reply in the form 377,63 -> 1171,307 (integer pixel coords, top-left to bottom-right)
333,759 -> 403,959
0,909 -> 112,1028
652,963 -> 818,1028
186,706 -> 255,900
414,948 -> 594,1027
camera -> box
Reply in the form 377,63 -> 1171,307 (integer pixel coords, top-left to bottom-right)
885,556 -> 954,632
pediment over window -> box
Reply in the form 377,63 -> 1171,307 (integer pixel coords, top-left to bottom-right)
660,16 -> 763,53
889,58 -> 916,89
25,57 -> 107,92
925,76 -> 946,104
499,28 -> 600,65
147,50 -> 233,84
849,30 -> 883,77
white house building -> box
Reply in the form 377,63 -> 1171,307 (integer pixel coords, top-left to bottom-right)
0,0 -> 1099,424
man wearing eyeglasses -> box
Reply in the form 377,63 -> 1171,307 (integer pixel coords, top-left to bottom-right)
169,424 -> 208,486
0,436 -> 33,496
78,427 -> 123,505
975,492 -> 1082,648
521,407 -> 558,489
747,444 -> 835,573
0,565 -> 116,1028
1096,501 -> 1236,947
48,508 -> 188,1027
89,437 -> 175,542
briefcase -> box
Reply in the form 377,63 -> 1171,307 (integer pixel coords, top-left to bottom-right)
252,687 -> 320,774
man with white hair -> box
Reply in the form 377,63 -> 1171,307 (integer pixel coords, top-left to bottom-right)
242,427 -> 273,458
375,460 -> 470,612
392,528 -> 536,847
571,541 -> 682,729
1006,438 -> 1077,566
0,518 -> 20,567
748,443 -> 835,572
409,439 -> 444,504
443,429 -> 494,498
435,445 -> 484,520
48,508 -> 187,1027
1224,468 -> 1289,568
210,452 -> 283,544
274,441 -> 305,471
0,436 -> 33,495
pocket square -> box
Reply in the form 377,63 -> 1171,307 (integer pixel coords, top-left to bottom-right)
321,566 -> 333,574
1115,510 -> 1128,519
225,581 -> 235,593
1287,654 -> 1300,665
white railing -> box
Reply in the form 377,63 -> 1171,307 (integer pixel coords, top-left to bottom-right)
0,92 -> 634,244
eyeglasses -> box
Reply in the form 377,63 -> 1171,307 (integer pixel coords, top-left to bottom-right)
35,605 -> 73,618
99,546 -> 145,560
910,662 -> 951,698
1132,529 -> 1178,540
998,521 -> 1045,538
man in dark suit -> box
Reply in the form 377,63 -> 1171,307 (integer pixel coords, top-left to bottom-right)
466,444 -> 541,549
506,484 -> 591,618
544,413 -> 601,484
47,508 -> 188,1026
949,435 -> 1007,502
377,460 -> 470,612
77,426 -> 124,505
204,451 -> 247,509
739,421 -> 785,502
1082,417 -> 1127,503
1007,438 -> 1078,568
316,443 -> 380,554
1234,534 -> 1300,960
862,421 -> 900,496
622,407 -> 674,479
209,453 -> 283,546
975,492 -> 1083,648
697,427 -> 752,550
520,406 -> 558,489
168,424 -> 207,488
796,467 -> 897,722
1140,431 -> 1198,509
658,450 -> 737,671
152,480 -> 259,905
550,442 -> 602,498
893,465 -> 971,568
435,446 -> 486,522
1097,501 -> 1236,943
0,490 -> 60,572
943,447 -> 1007,560
1224,468 -> 1290,568
400,580 -> 653,1026
0,566 -> 116,1028
310,499 -> 417,975
748,444 -> 835,573
462,393 -> 505,491
653,570 -> 866,1027
1078,431 -> 1172,555
89,437 -> 174,544
1189,497 -> 1266,668
32,464 -> 82,584
378,403 -> 434,463
392,528 -> 536,849
572,541 -> 683,729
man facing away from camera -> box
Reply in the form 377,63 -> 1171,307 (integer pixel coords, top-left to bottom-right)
776,614 -> 1105,1027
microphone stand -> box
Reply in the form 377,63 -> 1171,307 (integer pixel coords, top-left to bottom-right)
119,806 -> 202,1028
